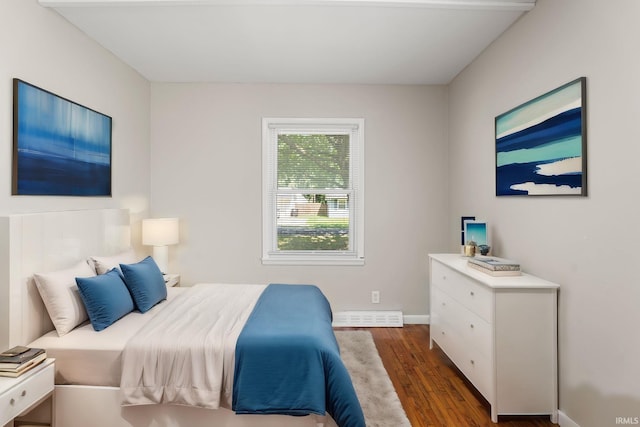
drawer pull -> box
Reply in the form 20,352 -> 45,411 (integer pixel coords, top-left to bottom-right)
21,390 -> 27,397
470,291 -> 475,296
470,323 -> 474,329
470,360 -> 475,365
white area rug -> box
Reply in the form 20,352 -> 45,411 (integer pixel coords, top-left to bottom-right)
335,330 -> 412,427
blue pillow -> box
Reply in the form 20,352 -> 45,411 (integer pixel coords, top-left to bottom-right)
120,256 -> 167,313
75,268 -> 135,331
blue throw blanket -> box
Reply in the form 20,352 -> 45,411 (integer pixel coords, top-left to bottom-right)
232,284 -> 365,427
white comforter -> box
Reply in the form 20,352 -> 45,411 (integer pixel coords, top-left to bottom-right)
120,283 -> 266,409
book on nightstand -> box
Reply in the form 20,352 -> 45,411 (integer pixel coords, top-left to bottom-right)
0,347 -> 47,377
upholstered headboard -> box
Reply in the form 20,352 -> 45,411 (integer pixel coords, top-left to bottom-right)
0,209 -> 131,349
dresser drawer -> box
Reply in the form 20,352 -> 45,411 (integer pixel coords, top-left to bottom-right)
432,260 -> 493,322
431,286 -> 455,329
457,349 -> 492,399
460,310 -> 492,358
430,289 -> 454,355
433,315 -> 491,399
431,321 -> 463,367
433,287 -> 492,358
432,286 -> 466,334
0,362 -> 54,423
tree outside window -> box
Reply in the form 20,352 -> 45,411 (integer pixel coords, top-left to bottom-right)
262,118 -> 364,265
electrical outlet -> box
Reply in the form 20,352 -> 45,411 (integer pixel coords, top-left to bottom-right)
371,290 -> 380,304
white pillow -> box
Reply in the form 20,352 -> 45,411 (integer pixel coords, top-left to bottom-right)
34,260 -> 96,336
89,249 -> 139,275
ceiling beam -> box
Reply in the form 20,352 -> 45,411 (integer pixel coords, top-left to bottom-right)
39,0 -> 535,12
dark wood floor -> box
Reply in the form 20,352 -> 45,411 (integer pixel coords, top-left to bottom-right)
338,325 -> 556,427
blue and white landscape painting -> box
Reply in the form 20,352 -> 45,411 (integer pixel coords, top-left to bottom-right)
495,78 -> 586,196
14,80 -> 112,196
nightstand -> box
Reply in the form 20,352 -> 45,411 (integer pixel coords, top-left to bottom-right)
164,274 -> 180,287
0,358 -> 55,427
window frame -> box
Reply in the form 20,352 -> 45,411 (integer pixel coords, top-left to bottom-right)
262,117 -> 365,265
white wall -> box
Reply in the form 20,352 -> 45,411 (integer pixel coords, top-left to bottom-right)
448,0 -> 640,425
0,0 -> 151,238
150,83 -> 449,316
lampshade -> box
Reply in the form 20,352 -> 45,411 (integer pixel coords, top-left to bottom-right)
142,218 -> 179,246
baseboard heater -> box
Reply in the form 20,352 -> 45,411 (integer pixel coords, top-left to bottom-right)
332,311 -> 404,327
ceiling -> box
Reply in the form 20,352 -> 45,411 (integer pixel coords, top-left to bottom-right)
39,0 -> 535,85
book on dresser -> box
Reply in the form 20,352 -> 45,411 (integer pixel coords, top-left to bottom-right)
468,255 -> 520,270
0,347 -> 46,377
468,256 -> 521,276
468,261 -> 522,276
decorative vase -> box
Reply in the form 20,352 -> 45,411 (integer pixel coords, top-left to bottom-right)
478,244 -> 491,256
463,244 -> 476,257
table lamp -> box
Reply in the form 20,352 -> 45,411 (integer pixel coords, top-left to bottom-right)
142,218 -> 179,274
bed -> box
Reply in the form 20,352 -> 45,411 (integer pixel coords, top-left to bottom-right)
0,209 -> 364,427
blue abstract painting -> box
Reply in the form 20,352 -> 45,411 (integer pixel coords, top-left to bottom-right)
13,79 -> 112,196
495,77 -> 587,196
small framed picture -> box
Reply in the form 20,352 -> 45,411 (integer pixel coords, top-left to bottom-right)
461,216 -> 476,246
464,221 -> 489,246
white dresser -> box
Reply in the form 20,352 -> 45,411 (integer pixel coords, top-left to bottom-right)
428,254 -> 559,423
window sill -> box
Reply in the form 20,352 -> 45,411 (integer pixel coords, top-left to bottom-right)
261,256 -> 365,266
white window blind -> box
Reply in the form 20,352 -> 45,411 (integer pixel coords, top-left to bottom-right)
262,118 -> 364,265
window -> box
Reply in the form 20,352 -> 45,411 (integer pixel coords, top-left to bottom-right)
262,118 -> 364,265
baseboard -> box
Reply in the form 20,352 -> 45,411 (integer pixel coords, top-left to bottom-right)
403,314 -> 429,324
559,410 -> 580,427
